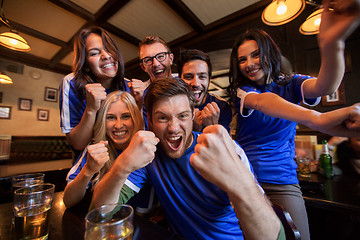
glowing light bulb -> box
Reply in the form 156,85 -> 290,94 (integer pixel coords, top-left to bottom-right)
9,38 -> 19,45
314,17 -> 321,27
276,1 -> 288,15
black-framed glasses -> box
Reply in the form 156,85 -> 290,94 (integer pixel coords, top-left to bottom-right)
140,52 -> 170,65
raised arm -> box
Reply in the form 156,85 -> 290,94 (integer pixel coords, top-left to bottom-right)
127,78 -> 147,110
244,92 -> 360,136
190,125 -> 281,240
63,141 -> 109,208
92,131 -> 158,208
302,0 -> 360,98
66,83 -> 107,150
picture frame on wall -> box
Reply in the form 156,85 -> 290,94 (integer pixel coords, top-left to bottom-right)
321,82 -> 346,106
37,109 -> 49,121
44,87 -> 58,102
18,98 -> 32,111
0,106 -> 11,119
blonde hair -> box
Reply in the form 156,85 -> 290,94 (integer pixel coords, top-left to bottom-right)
93,91 -> 144,178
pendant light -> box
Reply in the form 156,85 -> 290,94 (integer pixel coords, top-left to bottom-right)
262,0 -> 306,26
262,0 -> 323,35
0,0 -> 31,52
299,8 -> 323,35
0,72 -> 13,84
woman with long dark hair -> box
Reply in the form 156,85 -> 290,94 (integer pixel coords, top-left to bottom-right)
227,1 -> 360,239
60,27 -> 128,153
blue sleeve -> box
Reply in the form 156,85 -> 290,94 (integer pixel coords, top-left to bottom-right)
125,167 -> 148,193
66,149 -> 88,183
290,74 -> 319,105
60,74 -> 86,133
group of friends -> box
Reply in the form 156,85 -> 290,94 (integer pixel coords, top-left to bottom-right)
59,0 -> 360,239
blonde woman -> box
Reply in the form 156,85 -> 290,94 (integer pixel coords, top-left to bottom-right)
63,91 -> 144,208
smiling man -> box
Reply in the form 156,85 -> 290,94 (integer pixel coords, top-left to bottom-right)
178,49 -> 233,132
92,78 -> 282,240
127,35 -> 175,129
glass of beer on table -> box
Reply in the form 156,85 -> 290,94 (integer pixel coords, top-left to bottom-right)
12,173 -> 45,193
85,204 -> 134,240
13,183 -> 55,240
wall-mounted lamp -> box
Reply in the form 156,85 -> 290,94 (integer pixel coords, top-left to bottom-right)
0,72 -> 13,84
262,0 -> 322,35
0,0 -> 31,51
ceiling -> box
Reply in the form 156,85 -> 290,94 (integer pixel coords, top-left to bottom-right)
0,0 -> 273,70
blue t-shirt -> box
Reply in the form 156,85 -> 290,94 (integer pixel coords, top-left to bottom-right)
125,132 -> 259,240
235,74 -> 320,185
59,73 -> 130,134
197,93 -> 233,133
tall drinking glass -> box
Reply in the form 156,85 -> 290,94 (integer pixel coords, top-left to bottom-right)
85,204 -> 134,240
12,173 -> 45,193
13,183 -> 55,240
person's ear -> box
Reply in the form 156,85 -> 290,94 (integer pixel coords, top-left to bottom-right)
140,62 -> 146,72
169,53 -> 174,65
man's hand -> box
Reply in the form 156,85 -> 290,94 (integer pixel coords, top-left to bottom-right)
115,130 -> 159,174
192,102 -> 221,131
201,102 -> 220,127
127,78 -> 147,103
190,125 -> 244,193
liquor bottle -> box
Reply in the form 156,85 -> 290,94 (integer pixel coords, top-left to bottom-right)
318,140 -> 332,178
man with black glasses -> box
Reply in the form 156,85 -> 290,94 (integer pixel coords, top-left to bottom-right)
127,35 -> 174,100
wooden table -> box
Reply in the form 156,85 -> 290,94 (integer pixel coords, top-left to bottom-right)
299,173 -> 360,239
0,191 -> 184,240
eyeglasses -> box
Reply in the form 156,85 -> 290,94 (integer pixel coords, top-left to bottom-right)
140,52 -> 170,65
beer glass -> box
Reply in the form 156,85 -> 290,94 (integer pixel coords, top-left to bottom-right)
13,183 -> 55,240
12,173 -> 45,193
85,204 -> 134,240
297,156 -> 311,178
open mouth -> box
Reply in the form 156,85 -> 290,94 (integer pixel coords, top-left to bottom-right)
113,130 -> 127,137
167,135 -> 182,151
154,69 -> 165,77
247,68 -> 260,76
192,90 -> 202,102
101,62 -> 115,69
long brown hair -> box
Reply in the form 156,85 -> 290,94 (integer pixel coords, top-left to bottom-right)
73,27 -> 125,97
93,91 -> 144,179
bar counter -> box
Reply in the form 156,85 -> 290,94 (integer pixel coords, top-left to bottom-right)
300,172 -> 360,213
299,173 -> 360,239
0,191 -> 185,240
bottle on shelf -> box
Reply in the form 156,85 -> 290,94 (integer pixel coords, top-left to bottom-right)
318,140 -> 332,178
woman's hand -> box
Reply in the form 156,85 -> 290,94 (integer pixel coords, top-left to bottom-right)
318,0 -> 360,47
84,141 -> 110,174
85,83 -> 107,113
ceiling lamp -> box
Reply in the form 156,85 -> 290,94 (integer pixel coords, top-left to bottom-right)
0,31 -> 31,51
299,8 -> 323,35
262,0 -> 306,26
262,0 -> 322,35
0,0 -> 31,51
0,72 -> 13,84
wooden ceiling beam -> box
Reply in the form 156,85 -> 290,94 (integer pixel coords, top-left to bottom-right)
10,21 -> 67,48
48,0 -> 94,21
163,0 -> 205,32
95,0 -> 131,24
102,23 -> 140,47
0,47 -> 71,75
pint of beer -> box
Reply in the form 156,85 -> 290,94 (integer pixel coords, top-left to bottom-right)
85,204 -> 134,240
13,183 -> 55,240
